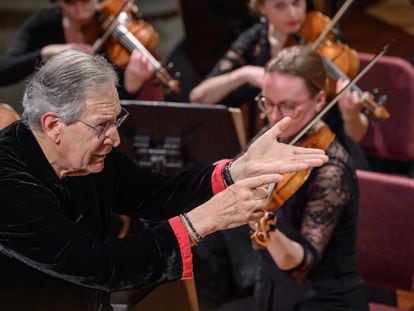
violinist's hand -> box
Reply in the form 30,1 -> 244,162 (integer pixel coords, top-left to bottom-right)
187,174 -> 281,237
124,50 -> 154,94
337,79 -> 369,142
189,65 -> 264,104
337,79 -> 363,117
231,117 -> 328,182
41,43 -> 94,60
237,65 -> 265,88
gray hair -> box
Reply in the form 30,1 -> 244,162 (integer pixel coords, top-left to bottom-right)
22,50 -> 118,131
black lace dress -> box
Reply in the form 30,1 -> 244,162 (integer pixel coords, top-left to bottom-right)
253,137 -> 369,311
207,22 -> 272,108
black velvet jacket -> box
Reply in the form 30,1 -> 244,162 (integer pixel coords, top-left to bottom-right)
0,122 -> 214,310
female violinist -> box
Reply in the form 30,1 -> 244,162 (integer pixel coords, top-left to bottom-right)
0,0 -> 159,99
251,45 -> 368,311
189,0 -> 369,147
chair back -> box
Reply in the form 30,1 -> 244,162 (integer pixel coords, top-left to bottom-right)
358,53 -> 414,162
357,170 -> 414,291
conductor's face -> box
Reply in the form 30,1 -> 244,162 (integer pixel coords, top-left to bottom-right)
58,85 -> 123,177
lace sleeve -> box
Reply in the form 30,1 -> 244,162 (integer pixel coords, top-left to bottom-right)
287,149 -> 354,283
208,23 -> 267,77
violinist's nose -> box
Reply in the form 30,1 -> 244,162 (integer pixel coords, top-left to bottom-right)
287,3 -> 298,17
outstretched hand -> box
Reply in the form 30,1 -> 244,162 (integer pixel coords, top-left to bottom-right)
187,173 -> 283,238
230,117 -> 328,182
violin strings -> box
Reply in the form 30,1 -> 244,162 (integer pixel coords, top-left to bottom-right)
322,58 -> 364,95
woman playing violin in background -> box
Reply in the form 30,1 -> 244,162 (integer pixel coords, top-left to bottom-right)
251,45 -> 368,311
189,0 -> 369,146
192,45 -> 369,311
0,0 -> 157,99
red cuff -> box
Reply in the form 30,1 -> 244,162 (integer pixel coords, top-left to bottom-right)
211,159 -> 232,194
168,216 -> 193,279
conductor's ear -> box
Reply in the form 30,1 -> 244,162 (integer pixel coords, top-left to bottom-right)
41,113 -> 63,144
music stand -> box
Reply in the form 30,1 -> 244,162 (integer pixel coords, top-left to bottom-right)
119,100 -> 246,175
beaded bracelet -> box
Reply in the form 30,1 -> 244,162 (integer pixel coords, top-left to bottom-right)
221,161 -> 235,187
182,213 -> 202,241
179,215 -> 195,245
179,213 -> 202,246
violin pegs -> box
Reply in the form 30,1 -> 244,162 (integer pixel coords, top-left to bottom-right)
268,224 -> 277,231
370,88 -> 379,97
267,212 -> 276,220
378,94 -> 387,105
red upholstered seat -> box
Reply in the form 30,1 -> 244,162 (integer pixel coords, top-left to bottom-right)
357,170 -> 414,310
369,302 -> 399,311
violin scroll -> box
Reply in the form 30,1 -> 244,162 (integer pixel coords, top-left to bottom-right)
361,92 -> 389,119
251,212 -> 277,249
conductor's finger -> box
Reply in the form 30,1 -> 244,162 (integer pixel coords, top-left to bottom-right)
239,173 -> 284,189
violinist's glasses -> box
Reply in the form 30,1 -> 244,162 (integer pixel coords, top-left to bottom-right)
78,106 -> 129,139
255,93 -> 314,117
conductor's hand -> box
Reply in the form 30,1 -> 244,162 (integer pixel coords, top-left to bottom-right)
187,174 -> 282,237
231,117 -> 328,182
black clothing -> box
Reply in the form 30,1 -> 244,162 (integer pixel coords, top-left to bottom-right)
0,5 -> 132,99
194,126 -> 368,311
0,6 -> 65,85
254,132 -> 368,310
208,22 -> 271,108
325,106 -> 371,170
0,121 -> 214,310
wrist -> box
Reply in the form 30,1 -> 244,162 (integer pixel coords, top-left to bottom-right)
222,161 -> 235,187
340,109 -> 361,121
228,157 -> 243,183
179,213 -> 202,246
186,207 -> 217,239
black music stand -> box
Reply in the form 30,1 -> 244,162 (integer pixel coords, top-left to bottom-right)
119,100 -> 246,175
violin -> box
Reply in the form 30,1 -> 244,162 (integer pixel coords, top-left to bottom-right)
250,46 -> 389,248
0,103 -> 20,131
295,1 -> 389,119
84,0 -> 180,93
251,125 -> 335,248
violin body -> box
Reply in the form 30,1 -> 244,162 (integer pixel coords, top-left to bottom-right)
99,0 -> 159,68
84,0 -> 180,93
268,125 -> 335,210
251,125 -> 335,248
295,11 -> 389,119
298,11 -> 360,94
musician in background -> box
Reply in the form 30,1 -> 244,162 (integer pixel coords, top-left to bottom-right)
189,0 -> 368,143
250,45 -> 368,311
0,0 -> 159,99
